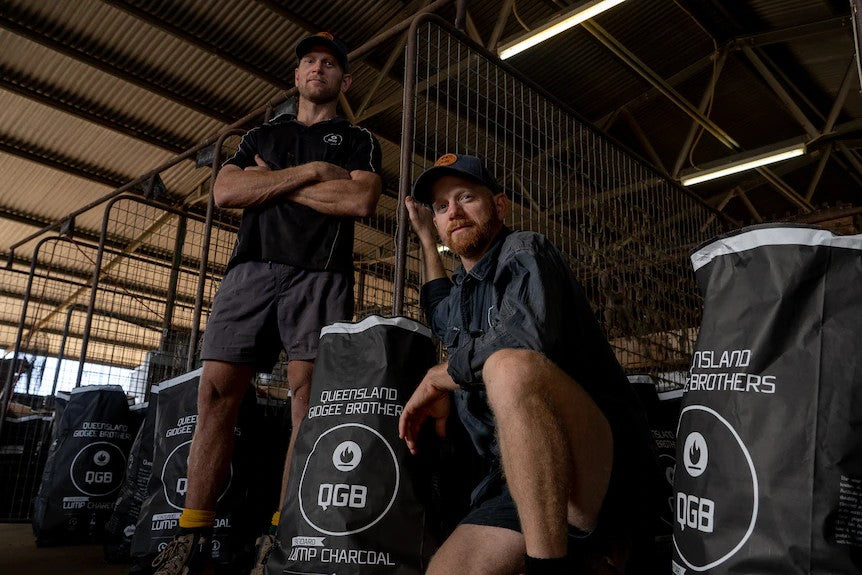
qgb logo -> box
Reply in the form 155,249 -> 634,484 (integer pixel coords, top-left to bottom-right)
70,442 -> 126,497
673,405 -> 759,572
323,133 -> 342,145
299,423 -> 399,536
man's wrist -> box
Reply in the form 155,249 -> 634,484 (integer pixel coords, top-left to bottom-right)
419,237 -> 439,252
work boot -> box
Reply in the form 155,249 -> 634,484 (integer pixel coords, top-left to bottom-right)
248,533 -> 276,575
151,529 -> 214,575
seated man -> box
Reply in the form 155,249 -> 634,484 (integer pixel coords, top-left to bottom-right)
400,153 -> 661,575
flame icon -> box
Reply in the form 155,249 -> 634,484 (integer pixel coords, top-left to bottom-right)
683,432 -> 708,478
332,441 -> 362,471
689,443 -> 701,466
340,447 -> 355,465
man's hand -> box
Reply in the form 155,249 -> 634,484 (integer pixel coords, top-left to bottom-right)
307,160 -> 351,182
405,195 -> 448,282
399,363 -> 456,455
245,154 -> 272,172
405,195 -> 437,248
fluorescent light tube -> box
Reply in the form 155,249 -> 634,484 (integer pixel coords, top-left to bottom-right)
498,0 -> 627,60
680,144 -> 806,186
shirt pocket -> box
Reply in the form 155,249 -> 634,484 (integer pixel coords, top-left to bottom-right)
441,325 -> 460,349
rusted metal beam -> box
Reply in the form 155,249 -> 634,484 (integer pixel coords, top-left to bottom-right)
741,46 -> 820,138
621,108 -> 667,174
488,0 -> 516,51
671,48 -> 728,178
735,188 -> 762,223
805,143 -> 832,202
582,20 -> 739,149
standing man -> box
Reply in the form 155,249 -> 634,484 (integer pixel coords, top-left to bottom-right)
151,33 -> 382,575
400,154 -> 660,574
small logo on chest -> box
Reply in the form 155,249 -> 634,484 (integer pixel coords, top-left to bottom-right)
323,133 -> 342,145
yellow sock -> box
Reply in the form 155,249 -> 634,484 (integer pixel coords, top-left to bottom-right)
178,508 -> 216,530
266,511 -> 281,535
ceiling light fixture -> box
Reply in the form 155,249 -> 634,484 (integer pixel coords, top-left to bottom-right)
680,143 -> 807,186
497,0 -> 628,60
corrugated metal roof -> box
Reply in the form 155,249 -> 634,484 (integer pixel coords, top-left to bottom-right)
748,0 -> 838,28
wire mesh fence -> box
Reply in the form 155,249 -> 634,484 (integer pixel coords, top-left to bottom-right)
355,194 -> 422,320
0,191 -> 241,520
400,17 -> 727,384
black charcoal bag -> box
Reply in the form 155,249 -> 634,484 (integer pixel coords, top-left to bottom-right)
32,384 -> 134,546
104,400 -> 154,563
130,369 -> 255,572
629,375 -> 681,543
267,316 -> 437,575
673,224 -> 862,574
0,412 -> 53,520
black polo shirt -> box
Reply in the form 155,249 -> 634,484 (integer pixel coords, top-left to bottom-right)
224,114 -> 382,273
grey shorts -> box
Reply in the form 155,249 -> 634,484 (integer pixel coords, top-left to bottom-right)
201,261 -> 353,370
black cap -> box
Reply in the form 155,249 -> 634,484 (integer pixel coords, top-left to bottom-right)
412,153 -> 500,205
296,32 -> 349,73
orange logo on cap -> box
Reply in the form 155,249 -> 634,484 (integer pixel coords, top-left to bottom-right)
435,153 -> 458,166
316,32 -> 334,40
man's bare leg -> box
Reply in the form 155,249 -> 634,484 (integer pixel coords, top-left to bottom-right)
428,524 -> 525,575
185,360 -> 256,511
482,348 -> 613,559
278,359 -> 314,502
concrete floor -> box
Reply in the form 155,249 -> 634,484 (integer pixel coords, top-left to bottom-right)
0,522 -> 128,575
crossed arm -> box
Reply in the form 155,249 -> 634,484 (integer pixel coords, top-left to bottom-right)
214,155 -> 382,218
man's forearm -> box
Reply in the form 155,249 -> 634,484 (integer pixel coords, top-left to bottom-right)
287,172 -> 381,218
214,164 -> 319,208
420,241 -> 447,282
412,221 -> 446,282
426,361 -> 459,392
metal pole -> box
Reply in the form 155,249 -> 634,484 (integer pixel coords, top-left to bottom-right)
187,129 -> 244,372
161,212 -> 187,352
51,305 -> 77,397
0,236 -> 57,438
393,14 -> 426,316
76,198 -> 118,387
455,0 -> 467,30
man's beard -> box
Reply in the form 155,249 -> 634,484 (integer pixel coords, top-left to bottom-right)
444,216 -> 499,260
298,81 -> 340,105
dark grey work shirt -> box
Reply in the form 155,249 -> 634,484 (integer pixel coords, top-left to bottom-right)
421,228 -> 653,470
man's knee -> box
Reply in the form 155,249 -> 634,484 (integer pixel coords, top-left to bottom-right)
482,348 -> 553,405
198,362 -> 253,414
287,360 -> 314,424
290,381 -> 311,425
483,347 -> 547,379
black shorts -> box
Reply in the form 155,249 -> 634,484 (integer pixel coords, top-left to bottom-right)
460,474 -> 609,550
201,261 -> 353,370
460,460 -> 649,566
